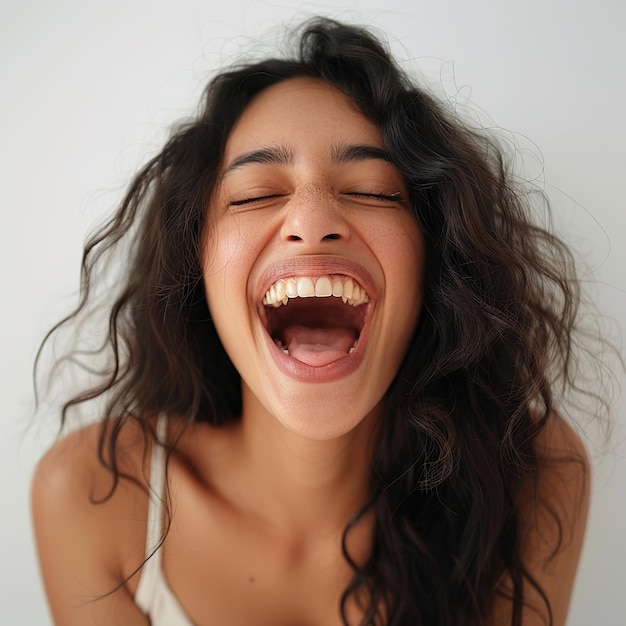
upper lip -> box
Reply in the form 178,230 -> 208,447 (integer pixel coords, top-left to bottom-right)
255,255 -> 377,304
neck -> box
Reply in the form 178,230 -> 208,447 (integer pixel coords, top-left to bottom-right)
213,389 -> 380,541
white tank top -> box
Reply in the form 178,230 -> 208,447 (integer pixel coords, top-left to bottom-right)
134,415 -> 195,625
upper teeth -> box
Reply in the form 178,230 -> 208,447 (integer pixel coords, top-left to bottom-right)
262,275 -> 370,308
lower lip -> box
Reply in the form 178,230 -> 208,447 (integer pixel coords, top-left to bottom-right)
263,308 -> 372,384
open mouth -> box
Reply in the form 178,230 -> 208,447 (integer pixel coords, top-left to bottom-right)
261,275 -> 370,368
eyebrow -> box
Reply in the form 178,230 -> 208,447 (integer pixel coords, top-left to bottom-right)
330,142 -> 390,164
222,142 -> 391,176
223,145 -> 294,175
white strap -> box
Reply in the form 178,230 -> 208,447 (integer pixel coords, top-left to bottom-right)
134,414 -> 168,612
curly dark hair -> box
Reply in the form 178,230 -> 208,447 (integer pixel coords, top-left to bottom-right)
37,17 -> 592,626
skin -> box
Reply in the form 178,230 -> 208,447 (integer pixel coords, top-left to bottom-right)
32,79 -> 590,626
204,78 -> 424,441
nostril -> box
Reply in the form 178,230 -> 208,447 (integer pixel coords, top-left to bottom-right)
286,233 -> 340,242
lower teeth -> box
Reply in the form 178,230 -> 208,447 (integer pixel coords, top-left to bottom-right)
274,339 -> 357,355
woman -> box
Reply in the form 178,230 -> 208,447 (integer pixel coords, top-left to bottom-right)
32,17 -> 590,626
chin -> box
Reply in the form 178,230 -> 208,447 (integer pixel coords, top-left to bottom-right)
261,385 -> 384,442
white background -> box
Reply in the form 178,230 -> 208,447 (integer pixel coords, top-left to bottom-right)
1,0 -> 624,624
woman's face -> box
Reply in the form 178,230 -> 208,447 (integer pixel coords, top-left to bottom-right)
203,78 -> 424,439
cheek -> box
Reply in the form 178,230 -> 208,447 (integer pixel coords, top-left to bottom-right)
376,217 -> 425,334
205,211 -> 274,275
369,214 -> 425,285
202,213 -> 266,321
401,233 -> 426,318
201,219 -> 240,321
202,214 -> 242,278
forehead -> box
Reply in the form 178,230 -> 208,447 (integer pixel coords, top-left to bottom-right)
223,78 -> 383,160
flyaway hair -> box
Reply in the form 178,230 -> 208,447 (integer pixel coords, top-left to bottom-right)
36,17 -> 602,626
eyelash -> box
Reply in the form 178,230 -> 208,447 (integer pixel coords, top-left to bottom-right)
229,194 -> 282,206
229,192 -> 402,206
346,192 -> 402,202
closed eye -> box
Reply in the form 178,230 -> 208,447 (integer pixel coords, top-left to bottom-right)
229,191 -> 404,207
229,194 -> 285,206
343,192 -> 403,203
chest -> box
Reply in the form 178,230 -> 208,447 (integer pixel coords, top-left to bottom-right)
163,522 -> 357,626
158,479 -> 364,626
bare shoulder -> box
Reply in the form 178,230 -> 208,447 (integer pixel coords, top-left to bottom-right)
535,411 -> 590,465
31,420 -> 151,625
526,412 -> 590,562
32,419 -> 149,525
491,412 -> 591,626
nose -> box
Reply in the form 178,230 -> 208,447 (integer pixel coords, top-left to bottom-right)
280,185 -> 350,244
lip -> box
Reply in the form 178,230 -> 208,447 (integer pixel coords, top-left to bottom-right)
256,255 -> 377,302
255,255 -> 377,383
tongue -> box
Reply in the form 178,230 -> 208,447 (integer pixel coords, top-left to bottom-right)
282,324 -> 356,366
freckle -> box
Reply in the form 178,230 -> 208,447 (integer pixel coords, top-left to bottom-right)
248,576 -> 256,584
